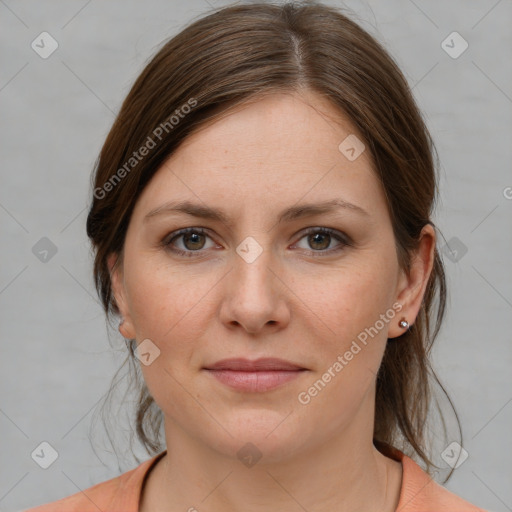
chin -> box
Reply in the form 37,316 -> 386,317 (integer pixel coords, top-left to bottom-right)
207,410 -> 309,465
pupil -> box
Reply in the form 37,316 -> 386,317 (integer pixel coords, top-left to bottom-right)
310,233 -> 329,250
185,232 -> 204,250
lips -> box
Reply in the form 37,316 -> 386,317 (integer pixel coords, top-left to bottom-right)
203,358 -> 308,392
204,357 -> 307,371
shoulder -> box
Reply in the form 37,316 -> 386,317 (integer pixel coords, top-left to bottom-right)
398,452 -> 489,512
21,452 -> 166,512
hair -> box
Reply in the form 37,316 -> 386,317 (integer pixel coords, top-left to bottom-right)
86,0 -> 461,480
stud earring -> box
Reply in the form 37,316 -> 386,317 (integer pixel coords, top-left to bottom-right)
398,317 -> 409,329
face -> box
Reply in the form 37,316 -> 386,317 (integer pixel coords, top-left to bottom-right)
109,91 -> 434,462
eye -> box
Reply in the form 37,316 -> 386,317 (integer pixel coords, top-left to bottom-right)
162,226 -> 351,258
293,227 -> 350,256
163,228 -> 218,257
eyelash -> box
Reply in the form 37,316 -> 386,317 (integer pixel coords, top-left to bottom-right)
162,227 -> 352,258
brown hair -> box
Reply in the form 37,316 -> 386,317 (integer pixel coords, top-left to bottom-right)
87,1 -> 460,478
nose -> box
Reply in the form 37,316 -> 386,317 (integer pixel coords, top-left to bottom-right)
219,240 -> 290,335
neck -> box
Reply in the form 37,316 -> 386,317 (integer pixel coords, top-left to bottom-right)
140,415 -> 402,512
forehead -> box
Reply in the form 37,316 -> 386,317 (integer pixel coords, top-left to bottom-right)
132,92 -> 388,222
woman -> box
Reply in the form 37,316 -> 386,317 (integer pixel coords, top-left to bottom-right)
24,2 -> 488,511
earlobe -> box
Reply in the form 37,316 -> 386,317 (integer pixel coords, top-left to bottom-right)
107,253 -> 136,339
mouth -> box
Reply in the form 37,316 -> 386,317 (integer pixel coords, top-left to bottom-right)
203,358 -> 308,392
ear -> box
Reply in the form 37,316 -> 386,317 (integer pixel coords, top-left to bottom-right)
107,253 -> 136,340
388,223 -> 436,339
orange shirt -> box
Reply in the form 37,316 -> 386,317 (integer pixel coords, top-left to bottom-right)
23,448 -> 488,511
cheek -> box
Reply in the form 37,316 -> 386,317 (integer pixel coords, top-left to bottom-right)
124,258 -> 215,338
294,270 -> 396,422
297,262 -> 397,347
124,263 -> 220,412
123,260 -> 230,393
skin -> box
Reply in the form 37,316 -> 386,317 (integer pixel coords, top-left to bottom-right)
109,90 -> 435,512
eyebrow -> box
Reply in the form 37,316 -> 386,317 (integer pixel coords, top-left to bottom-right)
144,198 -> 370,226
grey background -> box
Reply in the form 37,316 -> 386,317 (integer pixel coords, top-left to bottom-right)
1,0 -> 511,511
